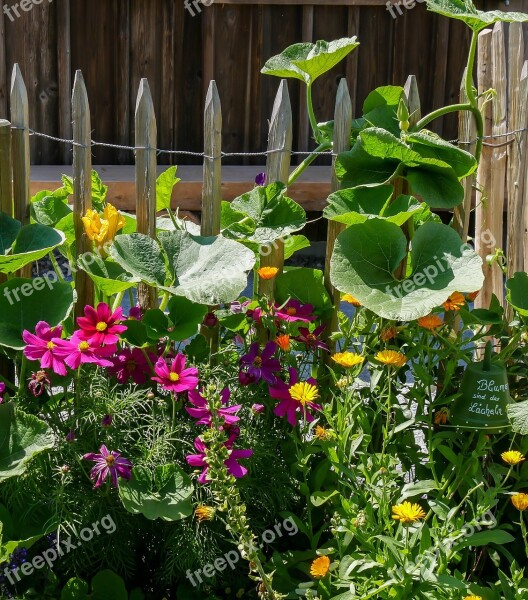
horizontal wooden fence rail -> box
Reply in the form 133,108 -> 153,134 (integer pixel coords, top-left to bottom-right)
2,20 -> 528,316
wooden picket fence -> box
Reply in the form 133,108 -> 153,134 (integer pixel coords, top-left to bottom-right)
0,20 -> 527,323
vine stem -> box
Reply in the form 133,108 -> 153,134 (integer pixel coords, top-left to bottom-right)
288,141 -> 332,187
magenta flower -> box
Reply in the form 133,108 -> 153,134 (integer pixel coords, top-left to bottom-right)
239,342 -> 281,385
28,370 -> 51,397
269,368 -> 322,426
275,300 -> 316,323
238,371 -> 257,386
152,354 -> 199,393
186,388 -> 241,427
101,414 -> 113,428
108,348 -> 153,384
251,403 -> 265,414
22,321 -> 67,376
0,382 -> 5,404
83,444 -> 133,488
202,312 -> 219,328
128,306 -> 142,320
77,303 -> 127,346
53,332 -> 114,370
186,436 -> 253,484
295,324 -> 328,352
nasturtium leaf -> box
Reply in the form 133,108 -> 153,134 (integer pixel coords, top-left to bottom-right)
185,334 -> 209,363
0,212 -> 21,254
156,166 -> 181,212
0,405 -> 55,482
120,320 -> 149,348
261,37 -> 359,85
330,220 -> 484,321
118,464 -> 193,521
110,234 -> 167,286
91,570 -> 127,600
506,272 -> 528,317
159,230 -> 255,305
78,253 -> 139,296
30,194 -> 72,227
324,185 -> 394,224
0,277 -> 74,349
275,268 -> 333,315
507,400 -> 528,435
167,296 -> 208,341
0,225 -> 66,274
284,235 -> 311,259
426,0 -> 528,32
142,309 -> 170,341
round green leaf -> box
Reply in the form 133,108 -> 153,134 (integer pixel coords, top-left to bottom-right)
0,225 -> 66,274
167,296 -> 207,341
78,253 -> 139,296
91,570 -> 127,600
0,212 -> 22,254
110,233 -> 167,286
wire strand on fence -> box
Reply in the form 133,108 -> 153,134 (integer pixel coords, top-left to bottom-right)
10,125 -> 528,158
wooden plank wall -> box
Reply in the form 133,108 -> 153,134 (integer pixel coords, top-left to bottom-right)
0,0 -> 527,166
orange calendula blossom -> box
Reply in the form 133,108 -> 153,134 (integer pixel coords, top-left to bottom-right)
314,425 -> 334,441
332,352 -> 365,368
511,493 -> 528,511
442,291 -> 466,311
82,203 -> 126,251
434,407 -> 449,425
310,555 -> 331,578
501,450 -> 525,466
392,501 -> 426,524
380,326 -> 397,342
258,267 -> 279,280
375,350 -> 406,368
195,504 -> 216,522
275,334 -> 291,352
418,314 -> 443,330
342,293 -> 362,307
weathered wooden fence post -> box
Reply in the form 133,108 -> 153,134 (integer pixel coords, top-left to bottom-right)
10,65 -> 30,227
72,70 -> 94,317
135,79 -> 158,311
0,120 -> 12,216
200,81 -> 222,355
324,79 -> 352,347
258,80 -> 292,299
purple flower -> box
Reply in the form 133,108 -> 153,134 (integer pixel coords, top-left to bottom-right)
202,312 -> 219,328
152,354 -> 199,393
295,324 -> 328,352
269,368 -> 322,427
128,306 -> 143,321
28,370 -> 51,397
251,403 -> 265,414
186,388 -> 241,427
22,321 -> 67,376
275,300 -> 316,323
239,342 -> 281,385
65,430 -> 76,443
186,436 -> 253,484
108,348 -> 154,385
83,444 -> 133,488
255,172 -> 266,186
101,414 -> 113,428
53,332 -> 114,370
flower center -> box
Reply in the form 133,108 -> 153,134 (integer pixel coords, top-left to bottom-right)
105,455 -> 116,467
96,321 -> 108,332
289,382 -> 319,405
169,372 -> 180,382
78,341 -> 90,351
306,334 -> 316,343
126,360 -> 137,373
286,307 -> 297,316
253,357 -> 262,367
47,341 -> 55,350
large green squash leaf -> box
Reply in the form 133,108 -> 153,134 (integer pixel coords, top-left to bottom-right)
426,0 -> 528,32
507,400 -> 528,434
0,224 -> 66,274
0,405 -> 55,482
119,464 -> 193,521
0,212 -> 22,253
77,253 -> 139,296
0,278 -> 74,349
330,220 -> 484,320
110,234 -> 167,286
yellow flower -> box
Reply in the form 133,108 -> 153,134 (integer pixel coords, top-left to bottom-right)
310,555 -> 331,578
314,425 -> 334,441
195,504 -> 216,522
289,382 -> 319,405
434,407 -> 449,425
511,493 -> 528,511
342,293 -> 362,307
392,501 -> 426,524
418,314 -> 443,330
463,596 -> 483,600
442,291 -> 466,311
375,350 -> 407,368
275,334 -> 291,352
380,326 -> 397,341
258,267 -> 279,280
501,450 -> 525,466
332,352 -> 365,368
82,203 -> 125,250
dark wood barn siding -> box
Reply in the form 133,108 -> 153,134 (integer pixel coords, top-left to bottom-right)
0,0 -> 526,165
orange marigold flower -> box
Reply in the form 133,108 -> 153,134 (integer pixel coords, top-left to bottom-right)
342,293 -> 362,307
418,314 -> 443,330
511,493 -> 528,511
434,407 -> 449,425
275,334 -> 291,352
258,267 -> 279,280
442,291 -> 466,311
375,350 -> 407,368
380,326 -> 397,341
310,555 -> 331,578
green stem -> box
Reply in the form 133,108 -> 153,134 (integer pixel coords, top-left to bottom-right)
288,141 -> 332,187
17,354 -> 28,393
112,291 -> 125,313
413,103 -> 472,132
159,292 -> 170,312
306,83 -> 319,140
49,251 -> 66,283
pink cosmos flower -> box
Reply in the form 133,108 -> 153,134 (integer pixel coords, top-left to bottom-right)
53,332 -> 114,370
295,324 -> 328,352
77,303 -> 127,346
239,342 -> 281,385
83,444 -> 133,488
269,368 -> 322,427
186,388 -> 241,427
108,348 -> 154,384
186,436 -> 253,484
22,321 -> 67,376
275,300 -> 316,323
152,354 -> 199,393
